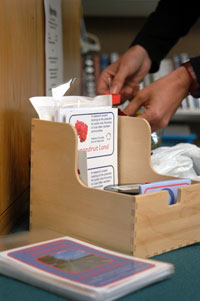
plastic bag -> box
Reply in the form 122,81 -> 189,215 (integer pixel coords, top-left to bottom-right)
151,143 -> 200,180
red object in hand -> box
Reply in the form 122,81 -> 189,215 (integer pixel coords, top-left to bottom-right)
105,91 -> 121,105
112,93 -> 121,105
75,120 -> 88,142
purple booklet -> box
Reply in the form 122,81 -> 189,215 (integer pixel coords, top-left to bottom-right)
0,236 -> 174,300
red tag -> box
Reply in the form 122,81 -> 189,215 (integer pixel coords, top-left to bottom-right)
105,91 -> 121,105
112,93 -> 121,105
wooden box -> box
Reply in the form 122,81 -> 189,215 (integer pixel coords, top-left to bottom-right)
30,117 -> 200,258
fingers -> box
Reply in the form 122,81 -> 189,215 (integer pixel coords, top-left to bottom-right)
110,46 -> 151,94
97,71 -> 114,94
97,64 -> 118,94
124,92 -> 145,116
125,95 -> 170,132
97,45 -> 152,97
110,63 -> 133,94
125,101 -> 156,132
119,84 -> 139,102
138,112 -> 167,133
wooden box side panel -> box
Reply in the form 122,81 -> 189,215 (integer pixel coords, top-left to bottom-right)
118,116 -> 175,184
133,183 -> 200,258
0,0 -> 45,215
30,120 -> 135,255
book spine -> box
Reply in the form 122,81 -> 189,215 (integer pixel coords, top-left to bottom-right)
81,54 -> 96,97
100,53 -> 110,72
93,54 -> 100,94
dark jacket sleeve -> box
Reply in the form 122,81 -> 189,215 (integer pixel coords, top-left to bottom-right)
130,0 -> 200,72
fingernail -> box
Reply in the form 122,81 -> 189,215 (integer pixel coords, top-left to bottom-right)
110,85 -> 118,94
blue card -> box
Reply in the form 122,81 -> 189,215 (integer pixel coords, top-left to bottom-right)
139,178 -> 191,205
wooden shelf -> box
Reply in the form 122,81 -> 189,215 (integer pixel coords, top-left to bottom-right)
0,0 -> 81,235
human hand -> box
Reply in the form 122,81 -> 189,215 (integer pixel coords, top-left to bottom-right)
97,45 -> 152,102
124,66 -> 192,132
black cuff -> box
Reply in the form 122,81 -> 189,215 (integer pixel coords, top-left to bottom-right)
182,57 -> 200,98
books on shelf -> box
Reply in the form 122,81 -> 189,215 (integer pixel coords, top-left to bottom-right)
81,54 -> 97,97
0,235 -> 174,300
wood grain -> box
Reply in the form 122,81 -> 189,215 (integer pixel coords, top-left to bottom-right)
0,0 -> 81,234
30,119 -> 134,255
134,183 -> 200,257
62,0 -> 81,94
30,116 -> 200,257
0,0 -> 45,232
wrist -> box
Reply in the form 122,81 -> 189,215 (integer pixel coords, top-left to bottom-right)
131,45 -> 152,64
182,60 -> 200,98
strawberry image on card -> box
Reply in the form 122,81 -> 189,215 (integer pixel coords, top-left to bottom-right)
75,120 -> 88,142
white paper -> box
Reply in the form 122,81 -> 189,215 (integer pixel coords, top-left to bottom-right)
44,0 -> 64,96
52,79 -> 73,100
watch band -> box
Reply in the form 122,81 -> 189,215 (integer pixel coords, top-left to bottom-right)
182,60 -> 200,98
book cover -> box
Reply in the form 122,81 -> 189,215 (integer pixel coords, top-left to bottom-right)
0,236 -> 174,301
82,54 -> 96,97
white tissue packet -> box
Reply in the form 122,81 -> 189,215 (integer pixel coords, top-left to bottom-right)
29,79 -> 112,121
29,95 -> 112,121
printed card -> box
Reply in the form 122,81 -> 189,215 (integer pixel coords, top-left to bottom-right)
57,107 -> 118,189
139,178 -> 191,204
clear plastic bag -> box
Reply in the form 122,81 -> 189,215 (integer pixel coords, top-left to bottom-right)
151,143 -> 200,180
